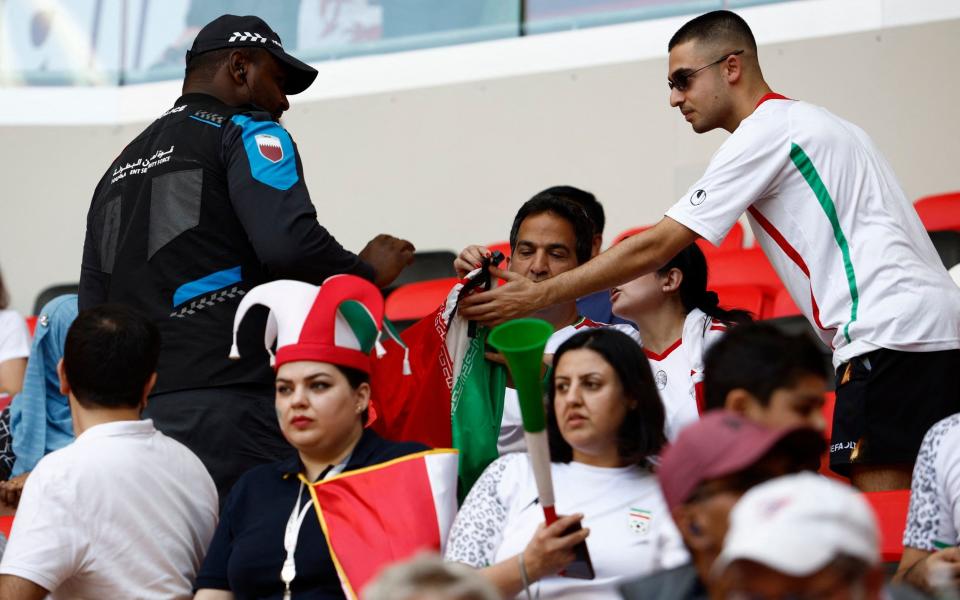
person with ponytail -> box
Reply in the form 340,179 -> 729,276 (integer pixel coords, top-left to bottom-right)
611,243 -> 751,439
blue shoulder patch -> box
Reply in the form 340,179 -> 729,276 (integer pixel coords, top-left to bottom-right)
230,114 -> 298,191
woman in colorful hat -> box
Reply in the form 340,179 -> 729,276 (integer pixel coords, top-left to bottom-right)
195,275 -> 430,599
445,327 -> 688,599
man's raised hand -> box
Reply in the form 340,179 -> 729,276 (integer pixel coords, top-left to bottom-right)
459,266 -> 545,326
359,234 -> 416,288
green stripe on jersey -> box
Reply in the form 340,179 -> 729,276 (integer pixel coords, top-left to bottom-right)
789,143 -> 859,343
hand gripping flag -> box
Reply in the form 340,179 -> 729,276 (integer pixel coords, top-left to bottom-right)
307,449 -> 459,599
370,270 -> 506,499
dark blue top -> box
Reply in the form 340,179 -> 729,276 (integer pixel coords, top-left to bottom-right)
195,429 -> 427,599
576,290 -> 636,328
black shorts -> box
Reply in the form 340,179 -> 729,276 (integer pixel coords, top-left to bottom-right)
830,348 -> 960,475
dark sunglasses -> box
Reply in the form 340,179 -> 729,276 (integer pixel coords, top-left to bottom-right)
668,49 -> 744,92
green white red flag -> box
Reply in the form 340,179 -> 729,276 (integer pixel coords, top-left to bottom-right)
370,272 -> 506,498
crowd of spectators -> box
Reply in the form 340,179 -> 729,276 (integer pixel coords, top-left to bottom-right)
0,6 -> 957,600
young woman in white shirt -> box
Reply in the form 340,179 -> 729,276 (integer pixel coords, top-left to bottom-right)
611,243 -> 750,439
445,328 -> 687,599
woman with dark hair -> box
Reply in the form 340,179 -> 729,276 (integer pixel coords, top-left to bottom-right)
445,328 -> 686,599
195,277 -> 431,599
0,268 -> 29,397
611,243 -> 751,439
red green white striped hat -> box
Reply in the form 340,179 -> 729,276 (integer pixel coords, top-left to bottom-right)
228,274 -> 407,374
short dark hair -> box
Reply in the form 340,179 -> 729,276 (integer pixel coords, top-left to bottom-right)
547,328 -> 666,465
703,322 -> 828,411
509,193 -> 594,265
63,304 -> 160,409
668,10 -> 757,52
541,186 -> 605,237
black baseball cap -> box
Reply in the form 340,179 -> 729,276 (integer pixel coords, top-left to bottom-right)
185,14 -> 318,95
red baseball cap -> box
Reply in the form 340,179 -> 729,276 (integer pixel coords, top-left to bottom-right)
658,411 -> 825,511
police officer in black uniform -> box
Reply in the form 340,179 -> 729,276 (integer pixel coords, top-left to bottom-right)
79,15 -> 415,500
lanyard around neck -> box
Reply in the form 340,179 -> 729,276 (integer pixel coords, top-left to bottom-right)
281,462 -> 339,599
280,457 -> 349,599
281,481 -> 313,600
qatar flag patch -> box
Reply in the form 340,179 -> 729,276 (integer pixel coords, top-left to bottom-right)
231,114 -> 298,190
256,134 -> 283,163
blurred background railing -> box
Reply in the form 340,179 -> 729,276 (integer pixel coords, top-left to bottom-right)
0,0 -> 793,87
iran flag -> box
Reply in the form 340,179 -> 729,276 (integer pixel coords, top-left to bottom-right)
309,450 -> 458,599
370,271 -> 506,499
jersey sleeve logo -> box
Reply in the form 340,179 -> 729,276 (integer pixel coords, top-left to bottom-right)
655,369 -> 668,390
255,134 -> 283,163
690,189 -> 707,206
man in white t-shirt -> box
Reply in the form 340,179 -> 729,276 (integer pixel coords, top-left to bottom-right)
0,304 -> 217,600
460,10 -> 960,493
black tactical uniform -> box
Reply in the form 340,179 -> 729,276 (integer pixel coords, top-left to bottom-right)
79,90 -> 373,497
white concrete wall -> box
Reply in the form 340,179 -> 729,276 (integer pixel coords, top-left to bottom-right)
1,8 -> 958,314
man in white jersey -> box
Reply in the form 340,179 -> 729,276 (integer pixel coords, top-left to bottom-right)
460,10 -> 960,492
0,305 -> 217,599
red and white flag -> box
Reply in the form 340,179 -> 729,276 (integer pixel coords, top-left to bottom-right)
308,449 -> 459,599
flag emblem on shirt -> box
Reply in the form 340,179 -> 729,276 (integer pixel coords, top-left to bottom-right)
655,370 -> 668,390
629,507 -> 652,535
255,134 -> 283,163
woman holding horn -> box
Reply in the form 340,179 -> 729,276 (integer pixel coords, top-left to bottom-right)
445,328 -> 687,599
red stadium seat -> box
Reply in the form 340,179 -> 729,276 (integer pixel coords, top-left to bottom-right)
713,285 -> 767,320
770,287 -> 802,319
385,278 -> 459,322
612,222 -> 745,255
915,192 -> 960,232
25,316 -> 37,336
707,247 -> 781,291
863,489 -> 910,563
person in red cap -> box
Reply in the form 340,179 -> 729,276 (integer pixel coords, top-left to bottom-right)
195,274 -> 433,599
619,411 -> 823,600
78,14 -> 415,500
